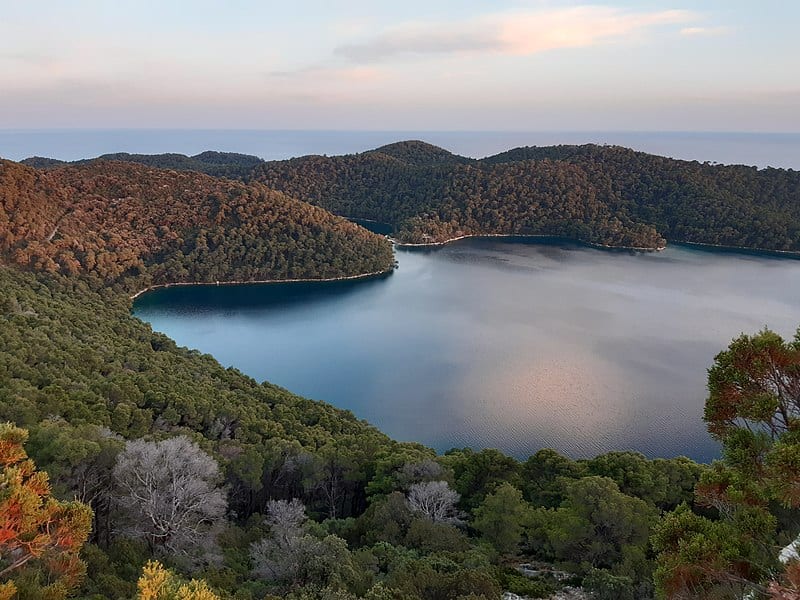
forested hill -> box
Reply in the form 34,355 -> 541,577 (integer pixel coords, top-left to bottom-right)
253,141 -> 800,250
24,141 -> 800,251
3,148 -> 800,598
0,159 -> 394,294
22,150 -> 263,179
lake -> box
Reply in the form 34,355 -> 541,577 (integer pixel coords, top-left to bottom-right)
133,239 -> 800,462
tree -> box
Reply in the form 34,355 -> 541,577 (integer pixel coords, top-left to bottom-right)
539,477 -> 655,577
583,568 -> 635,600
0,423 -> 92,599
704,329 -> 800,504
587,451 -> 668,507
250,499 -> 356,588
26,419 -> 123,546
654,328 -> 800,598
112,436 -> 227,558
136,560 -> 220,600
472,483 -> 531,554
442,448 -> 521,510
521,448 -> 586,508
652,503 -> 775,600
406,481 -> 461,524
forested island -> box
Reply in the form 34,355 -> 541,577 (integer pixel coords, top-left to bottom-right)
2,153 -> 800,599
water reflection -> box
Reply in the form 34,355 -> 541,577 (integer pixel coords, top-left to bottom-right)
134,240 -> 800,462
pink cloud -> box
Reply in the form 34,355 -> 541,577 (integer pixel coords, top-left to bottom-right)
334,6 -> 698,62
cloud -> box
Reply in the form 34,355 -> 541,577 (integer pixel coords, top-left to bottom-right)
679,26 -> 731,36
334,6 -> 697,63
335,27 -> 498,62
269,65 -> 384,83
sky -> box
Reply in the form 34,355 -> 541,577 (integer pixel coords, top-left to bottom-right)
1,0 -> 798,131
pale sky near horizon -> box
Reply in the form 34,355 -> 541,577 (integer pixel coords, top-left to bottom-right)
1,1 -> 798,131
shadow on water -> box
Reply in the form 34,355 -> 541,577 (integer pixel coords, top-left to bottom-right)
347,218 -> 395,236
133,271 -> 393,313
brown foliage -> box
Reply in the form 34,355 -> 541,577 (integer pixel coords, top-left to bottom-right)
0,159 -> 394,292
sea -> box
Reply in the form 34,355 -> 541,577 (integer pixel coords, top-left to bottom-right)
1,129 -> 799,169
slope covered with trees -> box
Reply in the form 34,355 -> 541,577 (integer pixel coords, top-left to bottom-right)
1,265 -> 707,599
3,149 -> 800,599
253,141 -> 800,251
25,141 -> 800,252
0,160 -> 394,294
484,145 -> 800,251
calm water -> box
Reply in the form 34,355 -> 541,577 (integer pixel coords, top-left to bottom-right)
2,129 -> 800,169
134,240 -> 800,462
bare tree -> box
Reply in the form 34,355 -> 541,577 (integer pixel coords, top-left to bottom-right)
399,459 -> 448,487
406,480 -> 461,524
250,498 -> 349,586
112,436 -> 227,558
251,499 -> 308,583
265,497 -> 306,533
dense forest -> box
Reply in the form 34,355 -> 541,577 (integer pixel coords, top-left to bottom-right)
253,142 -> 800,250
2,154 -> 800,599
0,160 -> 394,295
29,141 -> 800,252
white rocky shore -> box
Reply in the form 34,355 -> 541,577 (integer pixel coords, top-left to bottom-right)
503,588 -> 589,600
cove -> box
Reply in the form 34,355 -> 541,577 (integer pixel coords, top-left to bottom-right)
132,239 -> 800,462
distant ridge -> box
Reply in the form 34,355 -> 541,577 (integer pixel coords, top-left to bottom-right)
21,150 -> 264,179
370,140 -> 473,166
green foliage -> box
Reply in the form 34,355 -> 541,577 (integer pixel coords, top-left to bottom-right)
651,504 -> 776,599
253,141 -> 800,251
494,567 -> 554,598
583,568 -> 635,600
442,448 -> 521,510
472,484 -> 531,555
586,452 -> 705,510
404,520 -> 470,553
521,448 -> 587,508
531,476 -> 656,585
4,151 -> 762,599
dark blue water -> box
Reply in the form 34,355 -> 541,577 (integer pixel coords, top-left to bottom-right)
2,129 -> 799,169
133,240 -> 800,462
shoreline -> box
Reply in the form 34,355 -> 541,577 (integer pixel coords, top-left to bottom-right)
671,239 -> 800,258
389,232 -> 800,257
129,266 -> 394,301
389,233 -> 667,253
129,235 -> 800,302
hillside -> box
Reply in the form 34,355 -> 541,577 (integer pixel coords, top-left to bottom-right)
252,141 -> 800,250
24,141 -> 800,252
1,151 -> 799,599
0,264 -> 709,599
0,159 -> 395,294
